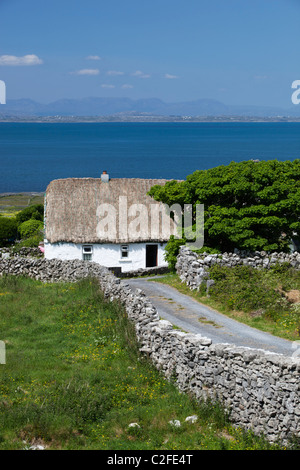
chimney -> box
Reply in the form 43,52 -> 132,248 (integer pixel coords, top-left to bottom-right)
101,170 -> 109,183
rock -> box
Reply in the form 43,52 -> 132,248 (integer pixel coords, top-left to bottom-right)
158,320 -> 173,330
206,279 -> 215,295
185,415 -> 198,424
169,419 -> 181,427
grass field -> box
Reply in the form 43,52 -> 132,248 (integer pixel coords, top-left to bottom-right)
0,193 -> 44,217
0,275 -> 287,450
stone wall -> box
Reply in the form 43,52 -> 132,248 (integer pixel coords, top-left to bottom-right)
0,257 -> 109,283
118,265 -> 169,278
0,247 -> 42,259
176,246 -> 300,290
0,256 -> 299,446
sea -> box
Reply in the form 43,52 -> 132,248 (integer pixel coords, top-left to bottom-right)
0,121 -> 300,193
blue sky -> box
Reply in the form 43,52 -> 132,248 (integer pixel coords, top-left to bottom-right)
0,0 -> 299,107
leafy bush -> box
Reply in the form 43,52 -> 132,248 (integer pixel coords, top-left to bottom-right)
208,265 -> 287,317
0,217 -> 18,247
18,219 -> 43,239
195,246 -> 221,255
15,204 -> 44,225
164,236 -> 186,271
269,262 -> 291,275
17,234 -> 43,248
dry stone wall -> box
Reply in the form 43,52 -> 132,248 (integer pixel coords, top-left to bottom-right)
176,246 -> 300,290
0,247 -> 42,259
0,256 -> 299,446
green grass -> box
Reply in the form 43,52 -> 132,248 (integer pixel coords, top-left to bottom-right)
0,193 -> 44,217
0,275 -> 288,450
151,265 -> 300,342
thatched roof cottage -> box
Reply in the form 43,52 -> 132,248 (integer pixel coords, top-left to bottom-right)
44,172 -> 179,272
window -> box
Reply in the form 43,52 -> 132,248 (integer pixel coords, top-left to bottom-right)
82,245 -> 93,261
121,244 -> 129,258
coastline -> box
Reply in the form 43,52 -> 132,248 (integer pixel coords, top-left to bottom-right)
1,115 -> 300,124
0,192 -> 44,197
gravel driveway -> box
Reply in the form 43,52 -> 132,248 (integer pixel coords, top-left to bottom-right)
126,277 -> 296,357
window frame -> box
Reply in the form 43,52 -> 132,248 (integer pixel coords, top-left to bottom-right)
82,244 -> 93,261
120,244 -> 129,259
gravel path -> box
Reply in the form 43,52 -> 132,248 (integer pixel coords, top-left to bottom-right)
126,277 -> 296,357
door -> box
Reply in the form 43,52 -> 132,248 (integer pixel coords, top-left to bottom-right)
146,244 -> 158,268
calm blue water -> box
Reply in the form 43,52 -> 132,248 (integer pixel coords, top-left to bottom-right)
0,122 -> 300,193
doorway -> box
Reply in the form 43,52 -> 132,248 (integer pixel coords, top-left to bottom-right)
146,244 -> 158,268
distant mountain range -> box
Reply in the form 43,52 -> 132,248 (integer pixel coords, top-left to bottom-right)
1,97 -> 300,117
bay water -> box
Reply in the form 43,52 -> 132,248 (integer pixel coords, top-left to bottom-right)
0,122 -> 299,193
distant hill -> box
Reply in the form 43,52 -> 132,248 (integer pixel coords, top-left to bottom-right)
1,96 -> 300,117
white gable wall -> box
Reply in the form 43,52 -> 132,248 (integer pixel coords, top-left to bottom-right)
44,241 -> 168,272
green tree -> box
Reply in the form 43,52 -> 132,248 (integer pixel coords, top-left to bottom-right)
0,217 -> 18,247
15,204 -> 44,226
148,160 -> 300,254
18,219 -> 43,239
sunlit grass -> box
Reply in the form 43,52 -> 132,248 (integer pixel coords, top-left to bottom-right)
0,275 -> 288,450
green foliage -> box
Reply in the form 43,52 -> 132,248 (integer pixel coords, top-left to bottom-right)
149,160 -> 300,253
18,219 -> 43,239
163,237 -> 222,271
0,217 -> 18,246
195,246 -> 221,255
15,204 -> 44,225
164,236 -> 186,271
0,203 -> 44,247
17,234 -> 43,248
208,265 -> 293,323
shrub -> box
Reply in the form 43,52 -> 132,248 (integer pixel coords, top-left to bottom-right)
195,246 -> 221,255
17,234 -> 43,248
269,262 -> 291,275
164,236 -> 186,271
18,219 -> 43,239
15,204 -> 44,225
0,217 -> 18,246
208,265 -> 286,314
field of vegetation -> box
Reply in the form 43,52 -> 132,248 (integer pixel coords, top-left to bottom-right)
0,194 -> 44,249
0,275 -> 288,450
0,193 -> 44,217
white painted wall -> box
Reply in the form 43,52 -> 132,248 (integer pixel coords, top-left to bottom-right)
44,241 -> 168,272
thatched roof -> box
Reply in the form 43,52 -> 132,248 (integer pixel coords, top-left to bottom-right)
45,177 -> 179,244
